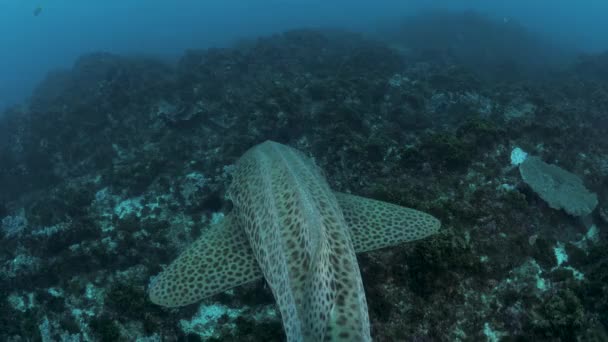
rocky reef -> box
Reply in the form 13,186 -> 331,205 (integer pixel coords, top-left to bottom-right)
0,20 -> 607,341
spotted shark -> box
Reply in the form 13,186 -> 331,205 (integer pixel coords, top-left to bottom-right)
149,140 -> 440,341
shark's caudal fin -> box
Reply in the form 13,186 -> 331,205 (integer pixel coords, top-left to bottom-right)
336,192 -> 441,253
148,213 -> 263,307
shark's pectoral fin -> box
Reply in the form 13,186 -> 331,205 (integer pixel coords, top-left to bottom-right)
335,192 -> 441,253
149,213 -> 262,307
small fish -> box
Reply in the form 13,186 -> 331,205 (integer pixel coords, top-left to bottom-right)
33,6 -> 42,16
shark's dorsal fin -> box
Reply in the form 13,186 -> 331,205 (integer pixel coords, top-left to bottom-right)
148,213 -> 262,307
336,192 -> 440,253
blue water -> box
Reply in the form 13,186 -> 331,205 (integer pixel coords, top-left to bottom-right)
1,1 -> 607,111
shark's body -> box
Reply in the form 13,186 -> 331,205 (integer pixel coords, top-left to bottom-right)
149,141 -> 440,341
